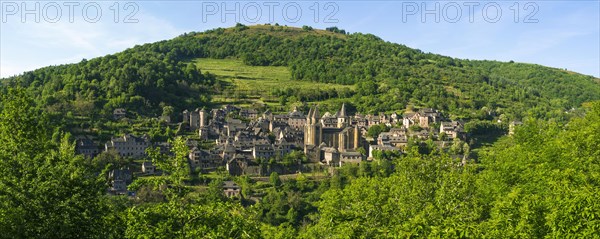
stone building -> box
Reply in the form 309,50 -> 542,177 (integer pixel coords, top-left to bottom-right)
240,109 -> 259,119
108,169 -> 132,194
403,108 -> 441,129
189,147 -> 222,172
223,181 -> 241,198
105,134 -> 150,158
440,121 -> 464,139
182,107 -> 208,130
304,104 -> 363,162
76,138 -> 99,158
287,107 -> 307,130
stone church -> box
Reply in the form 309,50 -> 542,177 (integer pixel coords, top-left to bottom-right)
304,104 -> 362,162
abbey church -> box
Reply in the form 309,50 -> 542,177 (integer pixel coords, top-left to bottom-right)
304,104 -> 363,163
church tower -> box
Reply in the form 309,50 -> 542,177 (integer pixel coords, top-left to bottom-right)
337,103 -> 348,128
199,107 -> 207,127
304,105 -> 322,147
304,107 -> 314,146
313,105 -> 322,146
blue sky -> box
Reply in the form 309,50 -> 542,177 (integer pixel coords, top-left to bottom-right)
1,0 -> 599,78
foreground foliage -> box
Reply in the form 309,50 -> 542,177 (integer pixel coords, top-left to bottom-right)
1,87 -> 599,238
0,89 -> 108,238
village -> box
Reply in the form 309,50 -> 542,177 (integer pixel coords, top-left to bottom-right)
75,104 -> 468,195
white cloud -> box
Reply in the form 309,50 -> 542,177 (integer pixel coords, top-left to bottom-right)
0,3 -> 188,78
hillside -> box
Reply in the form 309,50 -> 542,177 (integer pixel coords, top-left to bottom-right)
2,24 -> 600,238
2,24 -> 599,121
2,86 -> 599,238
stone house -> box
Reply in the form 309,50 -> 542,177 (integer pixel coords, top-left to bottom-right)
76,138 -> 99,158
340,151 -> 362,164
366,115 -> 381,127
239,109 -> 259,119
440,121 -> 464,139
390,112 -> 401,124
378,132 -> 408,148
402,113 -> 417,129
252,144 -> 275,160
105,134 -> 150,158
223,181 -> 241,198
402,108 -> 441,129
109,169 -> 132,194
287,107 -> 306,130
417,108 -> 441,128
189,147 -> 222,172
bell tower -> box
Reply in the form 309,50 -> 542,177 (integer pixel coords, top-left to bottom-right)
337,103 -> 348,128
304,105 -> 322,147
304,107 -> 314,146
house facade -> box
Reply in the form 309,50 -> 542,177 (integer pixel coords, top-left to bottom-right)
105,134 -> 150,158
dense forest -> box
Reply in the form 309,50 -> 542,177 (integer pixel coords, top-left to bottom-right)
1,24 -> 600,238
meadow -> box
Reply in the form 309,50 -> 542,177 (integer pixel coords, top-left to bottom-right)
193,58 -> 354,111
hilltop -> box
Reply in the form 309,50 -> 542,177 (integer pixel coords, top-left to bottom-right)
2,24 -> 599,122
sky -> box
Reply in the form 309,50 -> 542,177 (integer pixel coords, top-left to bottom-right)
1,0 -> 599,78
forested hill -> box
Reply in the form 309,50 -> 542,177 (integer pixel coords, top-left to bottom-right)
1,24 -> 600,238
2,24 -> 599,120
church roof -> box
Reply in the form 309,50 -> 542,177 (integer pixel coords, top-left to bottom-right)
338,103 -> 346,117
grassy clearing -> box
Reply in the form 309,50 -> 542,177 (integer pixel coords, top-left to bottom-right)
193,58 -> 354,109
194,58 -> 352,92
194,58 -> 290,90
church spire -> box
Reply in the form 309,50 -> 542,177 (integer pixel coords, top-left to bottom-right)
337,103 -> 348,128
312,105 -> 320,120
339,103 -> 346,118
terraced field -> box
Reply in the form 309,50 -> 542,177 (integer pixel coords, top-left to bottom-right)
193,58 -> 354,110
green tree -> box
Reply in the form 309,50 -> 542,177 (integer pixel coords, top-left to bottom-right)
367,124 -> 389,138
359,162 -> 371,177
162,105 -> 174,118
147,137 -> 190,191
126,199 -> 261,238
303,153 -> 480,238
0,88 -> 109,238
475,102 -> 600,238
270,172 -> 282,187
